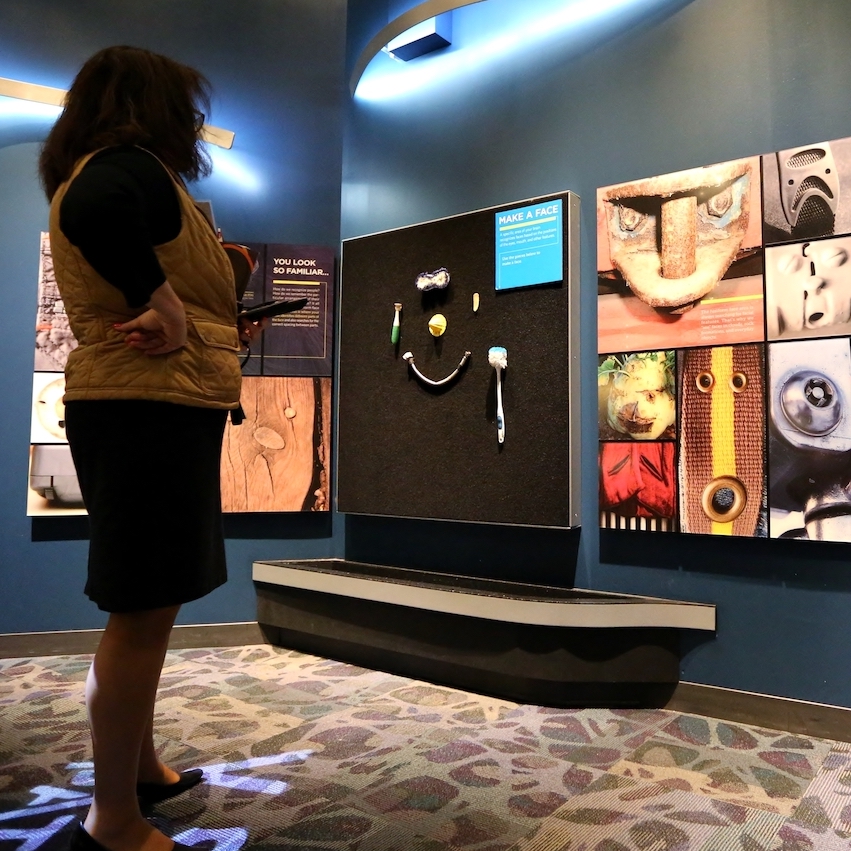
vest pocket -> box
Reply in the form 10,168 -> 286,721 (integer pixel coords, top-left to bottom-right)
191,318 -> 241,351
188,318 -> 242,400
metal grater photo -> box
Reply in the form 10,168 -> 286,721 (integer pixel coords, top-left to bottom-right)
777,143 -> 840,237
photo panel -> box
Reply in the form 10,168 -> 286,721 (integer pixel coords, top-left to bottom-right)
597,156 -> 764,353
765,235 -> 851,340
27,443 -> 85,516
762,137 -> 851,246
28,234 -> 85,516
597,350 -> 676,441
598,132 -> 851,542
677,344 -> 766,537
768,337 -> 851,541
31,372 -> 68,444
221,376 -> 332,513
34,232 -> 77,372
26,235 -> 333,516
599,441 -> 677,532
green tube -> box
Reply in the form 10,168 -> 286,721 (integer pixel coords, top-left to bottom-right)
391,304 -> 401,344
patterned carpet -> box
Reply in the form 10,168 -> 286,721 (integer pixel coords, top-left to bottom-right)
1,644 -> 850,850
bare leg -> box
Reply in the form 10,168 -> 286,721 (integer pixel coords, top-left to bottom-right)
83,605 -> 180,851
137,712 -> 180,786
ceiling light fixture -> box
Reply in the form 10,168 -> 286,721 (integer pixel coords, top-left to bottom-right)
384,14 -> 453,61
350,0 -> 484,94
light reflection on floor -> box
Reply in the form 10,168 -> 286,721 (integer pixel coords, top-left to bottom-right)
0,751 -> 314,851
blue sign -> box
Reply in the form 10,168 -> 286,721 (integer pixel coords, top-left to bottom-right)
495,199 -> 563,291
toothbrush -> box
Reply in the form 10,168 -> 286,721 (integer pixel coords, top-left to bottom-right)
391,302 -> 402,344
488,346 -> 507,443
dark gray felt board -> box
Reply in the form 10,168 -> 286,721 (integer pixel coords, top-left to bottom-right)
337,192 -> 579,527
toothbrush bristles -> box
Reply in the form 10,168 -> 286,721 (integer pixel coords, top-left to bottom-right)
488,346 -> 507,369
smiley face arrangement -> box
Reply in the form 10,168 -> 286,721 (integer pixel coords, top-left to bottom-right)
394,267 -> 472,387
392,268 -> 504,443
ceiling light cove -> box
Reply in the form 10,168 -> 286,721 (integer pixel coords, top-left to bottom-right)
355,0 -> 667,101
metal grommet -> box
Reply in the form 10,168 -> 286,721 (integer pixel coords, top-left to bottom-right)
701,476 -> 747,523
696,371 -> 715,392
730,372 -> 748,393
780,371 -> 841,436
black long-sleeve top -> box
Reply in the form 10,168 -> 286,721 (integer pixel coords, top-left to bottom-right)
58,146 -> 182,308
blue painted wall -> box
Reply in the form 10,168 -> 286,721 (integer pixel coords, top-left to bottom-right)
340,0 -> 851,708
0,0 -> 347,632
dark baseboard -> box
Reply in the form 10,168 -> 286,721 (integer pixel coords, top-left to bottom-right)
0,621 -> 268,658
666,681 -> 851,744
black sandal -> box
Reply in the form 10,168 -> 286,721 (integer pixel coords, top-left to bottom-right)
136,768 -> 204,805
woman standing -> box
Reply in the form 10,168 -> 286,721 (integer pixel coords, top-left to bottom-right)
40,46 -> 253,851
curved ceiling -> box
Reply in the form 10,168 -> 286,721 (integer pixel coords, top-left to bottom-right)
351,0 -> 682,100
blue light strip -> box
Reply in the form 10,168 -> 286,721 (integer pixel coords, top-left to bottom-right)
0,95 -> 61,121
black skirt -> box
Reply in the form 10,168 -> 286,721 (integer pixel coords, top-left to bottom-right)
64,399 -> 229,613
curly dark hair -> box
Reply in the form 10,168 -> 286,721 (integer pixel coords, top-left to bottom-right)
39,45 -> 213,199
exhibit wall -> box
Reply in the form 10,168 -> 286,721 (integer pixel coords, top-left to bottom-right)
0,0 -> 347,633
341,0 -> 851,708
337,192 -> 581,528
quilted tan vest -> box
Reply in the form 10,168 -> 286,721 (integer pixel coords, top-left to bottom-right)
49,149 -> 242,409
